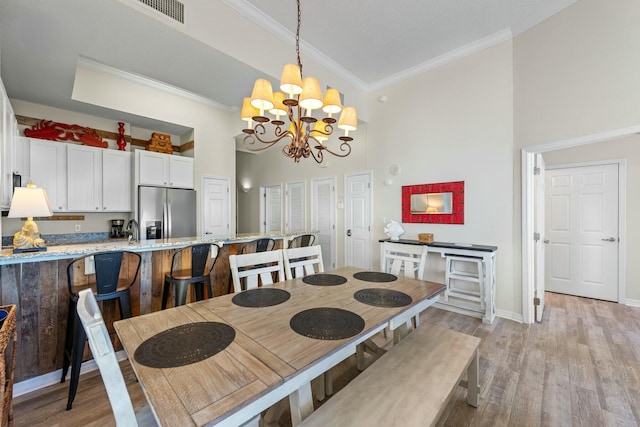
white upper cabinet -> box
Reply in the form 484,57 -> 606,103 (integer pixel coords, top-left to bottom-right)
29,139 -> 67,212
102,150 -> 132,211
1,91 -> 26,210
67,145 -> 102,211
67,145 -> 132,212
138,150 -> 193,189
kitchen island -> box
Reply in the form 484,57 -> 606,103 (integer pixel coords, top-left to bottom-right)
0,231 -> 315,388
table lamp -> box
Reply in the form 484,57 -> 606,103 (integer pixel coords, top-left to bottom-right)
8,183 -> 53,253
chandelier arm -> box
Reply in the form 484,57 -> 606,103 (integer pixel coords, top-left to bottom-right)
243,123 -> 292,152
311,138 -> 353,158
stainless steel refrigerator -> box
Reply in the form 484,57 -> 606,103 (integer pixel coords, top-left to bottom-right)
138,186 -> 196,240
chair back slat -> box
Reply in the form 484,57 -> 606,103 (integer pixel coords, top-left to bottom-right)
382,243 -> 428,280
283,245 -> 324,280
93,252 -> 124,295
67,251 -> 142,298
229,250 -> 285,292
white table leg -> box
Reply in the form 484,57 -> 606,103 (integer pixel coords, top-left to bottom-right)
289,382 -> 314,426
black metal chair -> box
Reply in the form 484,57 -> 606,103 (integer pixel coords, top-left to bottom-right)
161,243 -> 220,309
227,238 -> 276,293
288,234 -> 316,248
61,250 -> 142,410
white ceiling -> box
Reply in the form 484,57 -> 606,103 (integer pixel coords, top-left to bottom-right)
0,0 -> 576,134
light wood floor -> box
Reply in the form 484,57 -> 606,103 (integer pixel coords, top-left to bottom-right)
12,292 -> 640,426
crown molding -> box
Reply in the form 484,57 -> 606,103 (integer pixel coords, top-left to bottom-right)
221,0 -> 368,92
368,29 -> 513,92
76,56 -> 235,111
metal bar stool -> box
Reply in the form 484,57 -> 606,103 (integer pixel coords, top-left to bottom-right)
287,234 -> 315,248
161,243 -> 220,309
61,251 -> 142,410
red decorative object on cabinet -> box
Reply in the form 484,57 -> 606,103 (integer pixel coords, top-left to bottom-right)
116,122 -> 126,151
24,120 -> 107,148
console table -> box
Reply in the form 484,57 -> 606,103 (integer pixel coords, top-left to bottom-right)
379,239 -> 497,324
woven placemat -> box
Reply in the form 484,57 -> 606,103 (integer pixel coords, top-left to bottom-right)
134,322 -> 235,368
290,307 -> 365,340
232,288 -> 291,307
302,273 -> 348,286
354,288 -> 413,307
353,271 -> 398,282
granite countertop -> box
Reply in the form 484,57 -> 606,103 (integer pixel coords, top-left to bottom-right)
0,230 -> 317,265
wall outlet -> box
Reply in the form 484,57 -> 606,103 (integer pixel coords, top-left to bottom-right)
75,224 -> 81,232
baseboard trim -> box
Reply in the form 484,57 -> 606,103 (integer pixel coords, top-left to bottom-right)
625,298 -> 640,308
496,309 -> 524,323
13,350 -> 128,398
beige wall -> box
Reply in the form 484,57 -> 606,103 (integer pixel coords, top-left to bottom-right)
237,40 -> 516,314
542,134 -> 640,301
513,0 -> 640,307
367,41 -> 516,315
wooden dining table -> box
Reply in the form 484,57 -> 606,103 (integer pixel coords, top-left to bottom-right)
114,266 -> 445,427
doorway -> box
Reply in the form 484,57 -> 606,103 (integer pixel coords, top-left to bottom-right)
345,171 -> 372,269
545,163 -> 619,301
202,176 -> 230,237
311,176 -> 336,270
260,184 -> 283,233
521,126 -> 634,324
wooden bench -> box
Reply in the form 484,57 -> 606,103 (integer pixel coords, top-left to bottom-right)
299,324 -> 480,427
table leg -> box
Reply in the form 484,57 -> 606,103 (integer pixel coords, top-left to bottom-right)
467,349 -> 479,407
289,382 -> 314,426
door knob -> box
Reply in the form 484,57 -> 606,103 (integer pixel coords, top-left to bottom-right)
347,229 -> 351,237
601,237 -> 617,242
543,239 -> 549,244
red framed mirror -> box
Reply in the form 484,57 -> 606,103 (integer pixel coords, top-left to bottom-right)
401,181 -> 464,224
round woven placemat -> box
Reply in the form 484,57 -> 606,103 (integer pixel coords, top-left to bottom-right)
302,273 -> 348,286
353,271 -> 398,282
134,322 -> 235,369
354,288 -> 413,308
290,307 -> 365,340
232,288 -> 291,307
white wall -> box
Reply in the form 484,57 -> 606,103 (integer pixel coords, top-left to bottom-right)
71,62 -> 238,236
367,41 -> 516,316
513,0 -> 640,308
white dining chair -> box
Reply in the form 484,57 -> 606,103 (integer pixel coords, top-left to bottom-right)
380,242 -> 429,330
381,242 -> 428,281
76,289 -> 157,427
229,250 -> 286,293
282,245 -> 324,280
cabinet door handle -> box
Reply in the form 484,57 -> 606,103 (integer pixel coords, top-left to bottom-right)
96,207 -> 99,210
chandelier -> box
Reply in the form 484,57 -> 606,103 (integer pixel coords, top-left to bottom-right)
241,0 -> 357,164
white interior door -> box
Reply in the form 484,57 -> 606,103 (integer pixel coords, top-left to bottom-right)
345,172 -> 372,269
263,184 -> 282,233
545,164 -> 619,301
285,181 -> 306,232
534,154 -> 545,321
311,177 -> 336,270
202,176 -> 230,237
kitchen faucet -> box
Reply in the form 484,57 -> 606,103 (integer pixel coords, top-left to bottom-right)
126,219 -> 139,243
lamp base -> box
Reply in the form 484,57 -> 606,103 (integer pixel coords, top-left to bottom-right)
13,246 -> 47,254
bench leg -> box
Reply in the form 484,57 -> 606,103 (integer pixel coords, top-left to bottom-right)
393,323 -> 410,345
314,374 -> 326,401
325,370 -> 333,396
467,349 -> 479,407
289,382 -> 314,426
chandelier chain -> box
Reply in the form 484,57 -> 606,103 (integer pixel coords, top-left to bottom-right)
296,0 -> 302,76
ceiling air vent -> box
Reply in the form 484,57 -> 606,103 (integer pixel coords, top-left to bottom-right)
137,0 -> 184,24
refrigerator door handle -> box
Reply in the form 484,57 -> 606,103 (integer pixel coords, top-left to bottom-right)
167,202 -> 173,238
163,202 -> 168,239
